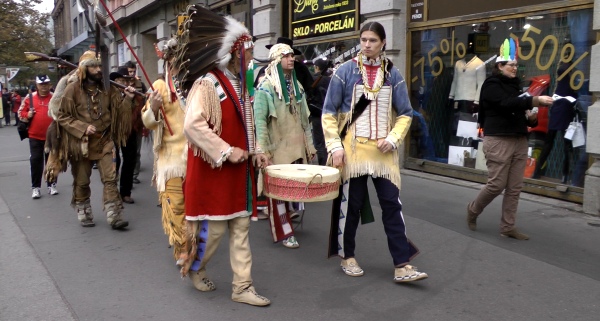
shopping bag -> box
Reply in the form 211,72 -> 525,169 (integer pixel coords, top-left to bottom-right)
448,136 -> 474,166
475,141 -> 486,170
456,112 -> 478,139
523,157 -> 536,178
564,115 -> 586,147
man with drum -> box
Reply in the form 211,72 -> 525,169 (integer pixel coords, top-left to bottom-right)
254,43 -> 316,249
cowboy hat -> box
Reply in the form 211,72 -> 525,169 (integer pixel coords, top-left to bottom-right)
265,37 -> 302,55
109,66 -> 134,82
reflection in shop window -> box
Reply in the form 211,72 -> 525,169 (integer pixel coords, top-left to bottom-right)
408,9 -> 593,187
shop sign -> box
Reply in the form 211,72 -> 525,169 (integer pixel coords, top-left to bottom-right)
472,33 -> 489,54
291,0 -> 358,40
410,0 -> 427,23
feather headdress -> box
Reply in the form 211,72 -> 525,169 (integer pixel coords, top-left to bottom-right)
172,4 -> 253,98
496,38 -> 518,63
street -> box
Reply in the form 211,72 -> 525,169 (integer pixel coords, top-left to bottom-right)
1,125 -> 600,321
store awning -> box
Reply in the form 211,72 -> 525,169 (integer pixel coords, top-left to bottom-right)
56,30 -> 94,61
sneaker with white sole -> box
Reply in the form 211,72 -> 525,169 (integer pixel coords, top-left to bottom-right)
48,184 -> 59,195
341,258 -> 364,277
32,188 -> 41,199
289,211 -> 300,220
282,235 -> 299,248
394,265 -> 428,283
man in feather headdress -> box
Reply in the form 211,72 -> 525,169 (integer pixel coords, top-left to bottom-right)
174,4 -> 270,306
52,50 -> 136,229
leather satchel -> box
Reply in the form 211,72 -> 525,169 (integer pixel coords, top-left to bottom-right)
17,94 -> 34,141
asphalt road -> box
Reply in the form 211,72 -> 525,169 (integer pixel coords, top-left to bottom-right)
1,125 -> 600,321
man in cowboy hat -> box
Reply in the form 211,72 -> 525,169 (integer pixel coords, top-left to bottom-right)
110,66 -> 140,205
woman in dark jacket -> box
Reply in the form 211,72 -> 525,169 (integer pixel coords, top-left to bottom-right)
467,38 -> 553,240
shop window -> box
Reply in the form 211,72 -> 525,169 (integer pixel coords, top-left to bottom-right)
408,9 -> 593,187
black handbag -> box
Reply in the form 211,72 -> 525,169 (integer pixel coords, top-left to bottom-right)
17,94 -> 34,141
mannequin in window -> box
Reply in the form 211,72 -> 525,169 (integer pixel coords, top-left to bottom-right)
532,61 -> 577,183
448,43 -> 486,115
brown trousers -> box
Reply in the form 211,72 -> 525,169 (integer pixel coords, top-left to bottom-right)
197,217 -> 253,293
70,146 -> 120,210
469,135 -> 528,232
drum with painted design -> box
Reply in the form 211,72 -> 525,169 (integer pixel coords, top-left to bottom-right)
263,164 -> 340,202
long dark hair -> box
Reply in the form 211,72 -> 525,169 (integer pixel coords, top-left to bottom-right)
360,21 -> 386,51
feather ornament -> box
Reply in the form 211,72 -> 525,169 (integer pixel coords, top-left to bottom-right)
172,4 -> 252,98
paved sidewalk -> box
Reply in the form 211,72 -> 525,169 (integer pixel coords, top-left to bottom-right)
0,196 -> 76,321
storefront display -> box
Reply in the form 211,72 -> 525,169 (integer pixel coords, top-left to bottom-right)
407,7 -> 594,194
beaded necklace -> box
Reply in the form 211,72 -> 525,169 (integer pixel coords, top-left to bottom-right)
84,85 -> 102,120
357,52 -> 386,99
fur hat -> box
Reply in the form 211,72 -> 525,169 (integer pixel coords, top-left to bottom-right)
77,51 -> 101,81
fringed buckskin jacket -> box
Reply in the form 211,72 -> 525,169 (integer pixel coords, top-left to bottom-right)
321,56 -> 413,190
56,82 -> 132,161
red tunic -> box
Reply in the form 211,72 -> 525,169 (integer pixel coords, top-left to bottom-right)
184,70 -> 257,220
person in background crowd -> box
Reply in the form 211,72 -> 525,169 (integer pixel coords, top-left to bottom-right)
110,66 -> 139,204
11,89 -> 22,126
53,51 -> 134,229
2,87 -> 11,126
467,38 -> 554,240
308,58 -> 331,165
124,60 -> 147,185
322,21 -> 428,283
254,43 -> 316,249
19,75 -> 58,198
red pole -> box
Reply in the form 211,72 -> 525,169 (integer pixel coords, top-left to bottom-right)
97,0 -> 173,136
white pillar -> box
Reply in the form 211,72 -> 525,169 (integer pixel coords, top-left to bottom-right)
252,0 -> 281,60
583,0 -> 600,214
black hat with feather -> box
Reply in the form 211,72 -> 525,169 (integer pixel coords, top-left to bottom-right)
172,4 -> 254,99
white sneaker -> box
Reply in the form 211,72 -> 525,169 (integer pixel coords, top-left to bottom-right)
48,184 -> 59,195
32,188 -> 41,199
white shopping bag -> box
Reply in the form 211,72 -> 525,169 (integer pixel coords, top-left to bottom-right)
565,114 -> 586,147
448,136 -> 474,167
475,141 -> 487,170
572,123 -> 586,147
456,112 -> 478,139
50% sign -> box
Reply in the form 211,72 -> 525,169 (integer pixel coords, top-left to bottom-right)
514,26 -> 587,91
411,27 -> 588,91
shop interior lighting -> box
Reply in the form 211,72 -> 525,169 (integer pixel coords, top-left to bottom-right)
523,23 -> 531,29
526,15 -> 544,20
